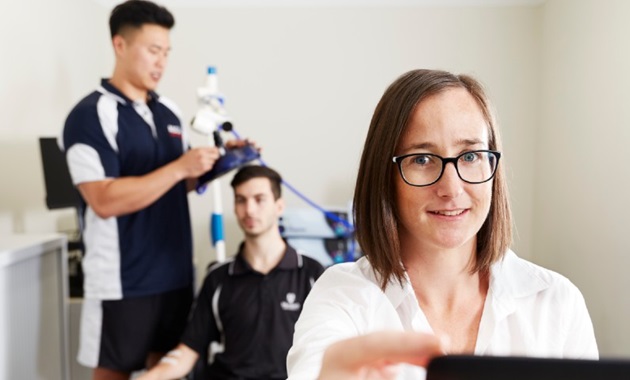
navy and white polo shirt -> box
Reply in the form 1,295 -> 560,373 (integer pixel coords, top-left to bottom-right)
181,243 -> 325,380
62,79 -> 193,300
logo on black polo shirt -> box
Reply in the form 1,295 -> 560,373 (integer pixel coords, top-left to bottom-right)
167,125 -> 182,138
280,292 -> 301,311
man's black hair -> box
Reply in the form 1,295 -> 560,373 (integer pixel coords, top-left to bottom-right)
109,0 -> 174,38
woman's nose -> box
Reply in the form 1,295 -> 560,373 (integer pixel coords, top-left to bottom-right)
435,162 -> 464,198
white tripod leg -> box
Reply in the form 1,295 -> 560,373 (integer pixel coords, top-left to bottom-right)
211,179 -> 226,263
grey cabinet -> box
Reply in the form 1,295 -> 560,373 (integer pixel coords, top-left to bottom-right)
0,234 -> 69,380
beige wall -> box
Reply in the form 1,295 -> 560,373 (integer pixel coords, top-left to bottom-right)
0,0 -> 108,233
1,0 -> 627,357
536,0 -> 630,357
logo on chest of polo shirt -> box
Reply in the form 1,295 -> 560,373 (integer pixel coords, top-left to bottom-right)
280,292 -> 301,311
167,125 -> 182,138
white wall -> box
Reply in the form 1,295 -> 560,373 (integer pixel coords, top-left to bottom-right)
165,4 -> 541,286
4,0 -> 628,358
0,1 -> 539,275
0,0 -> 108,233
536,0 -> 630,357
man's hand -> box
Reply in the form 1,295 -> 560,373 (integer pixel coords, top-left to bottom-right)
136,344 -> 199,380
176,146 -> 221,179
224,137 -> 261,152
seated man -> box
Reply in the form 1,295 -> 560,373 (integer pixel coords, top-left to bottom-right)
139,165 -> 325,380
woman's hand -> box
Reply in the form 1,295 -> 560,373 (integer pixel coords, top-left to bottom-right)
318,331 -> 443,380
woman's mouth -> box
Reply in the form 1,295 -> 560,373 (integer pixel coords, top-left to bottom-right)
430,209 -> 466,216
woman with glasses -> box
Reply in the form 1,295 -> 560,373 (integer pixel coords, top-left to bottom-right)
287,69 -> 598,379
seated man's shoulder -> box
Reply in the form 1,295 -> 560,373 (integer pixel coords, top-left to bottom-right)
204,259 -> 233,280
295,251 -> 326,272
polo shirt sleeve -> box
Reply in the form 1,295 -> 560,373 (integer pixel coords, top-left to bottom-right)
181,273 -> 221,355
63,95 -> 121,184
310,259 -> 325,280
302,256 -> 325,288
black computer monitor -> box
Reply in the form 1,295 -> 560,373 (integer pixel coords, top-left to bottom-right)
39,137 -> 85,297
38,137 -> 82,210
426,355 -> 630,380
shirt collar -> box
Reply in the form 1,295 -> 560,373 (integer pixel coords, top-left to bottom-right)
490,249 -> 552,299
475,250 -> 555,353
376,250 -> 553,318
229,241 -> 301,275
97,78 -> 159,106
354,257 -> 415,310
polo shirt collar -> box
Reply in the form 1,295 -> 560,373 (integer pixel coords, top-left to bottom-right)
97,78 -> 159,105
230,241 -> 301,275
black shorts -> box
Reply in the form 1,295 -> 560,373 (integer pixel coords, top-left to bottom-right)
78,286 -> 193,373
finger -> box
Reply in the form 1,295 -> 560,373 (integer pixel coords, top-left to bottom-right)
224,139 -> 245,149
245,138 -> 262,151
196,147 -> 220,160
199,146 -> 220,154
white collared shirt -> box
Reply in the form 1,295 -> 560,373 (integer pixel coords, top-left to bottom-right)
287,250 -> 598,380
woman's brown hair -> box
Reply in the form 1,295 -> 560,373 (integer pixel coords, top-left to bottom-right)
353,69 -> 512,290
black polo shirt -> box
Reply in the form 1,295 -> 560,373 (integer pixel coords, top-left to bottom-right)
181,243 -> 325,380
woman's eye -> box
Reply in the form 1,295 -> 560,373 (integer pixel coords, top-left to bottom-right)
462,152 -> 479,162
412,155 -> 431,165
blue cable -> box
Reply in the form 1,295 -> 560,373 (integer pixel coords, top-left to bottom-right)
229,128 -> 353,235
228,127 -> 357,259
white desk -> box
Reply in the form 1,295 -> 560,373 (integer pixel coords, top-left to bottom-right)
0,234 -> 69,380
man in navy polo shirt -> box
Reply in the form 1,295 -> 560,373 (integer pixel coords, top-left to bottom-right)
138,165 -> 325,380
62,1 -> 230,379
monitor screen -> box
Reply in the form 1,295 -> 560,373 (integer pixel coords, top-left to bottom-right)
39,137 -> 82,210
426,355 -> 630,380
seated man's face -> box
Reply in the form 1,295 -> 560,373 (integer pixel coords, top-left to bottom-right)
234,178 -> 283,238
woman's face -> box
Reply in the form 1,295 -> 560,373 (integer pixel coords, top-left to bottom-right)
394,87 -> 493,255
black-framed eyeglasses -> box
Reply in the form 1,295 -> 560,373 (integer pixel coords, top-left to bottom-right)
392,150 -> 501,187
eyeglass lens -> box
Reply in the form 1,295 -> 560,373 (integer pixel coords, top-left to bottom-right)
399,151 -> 497,186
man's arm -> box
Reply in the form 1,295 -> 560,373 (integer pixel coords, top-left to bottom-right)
139,268 -> 225,379
79,147 -> 220,218
137,344 -> 199,380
